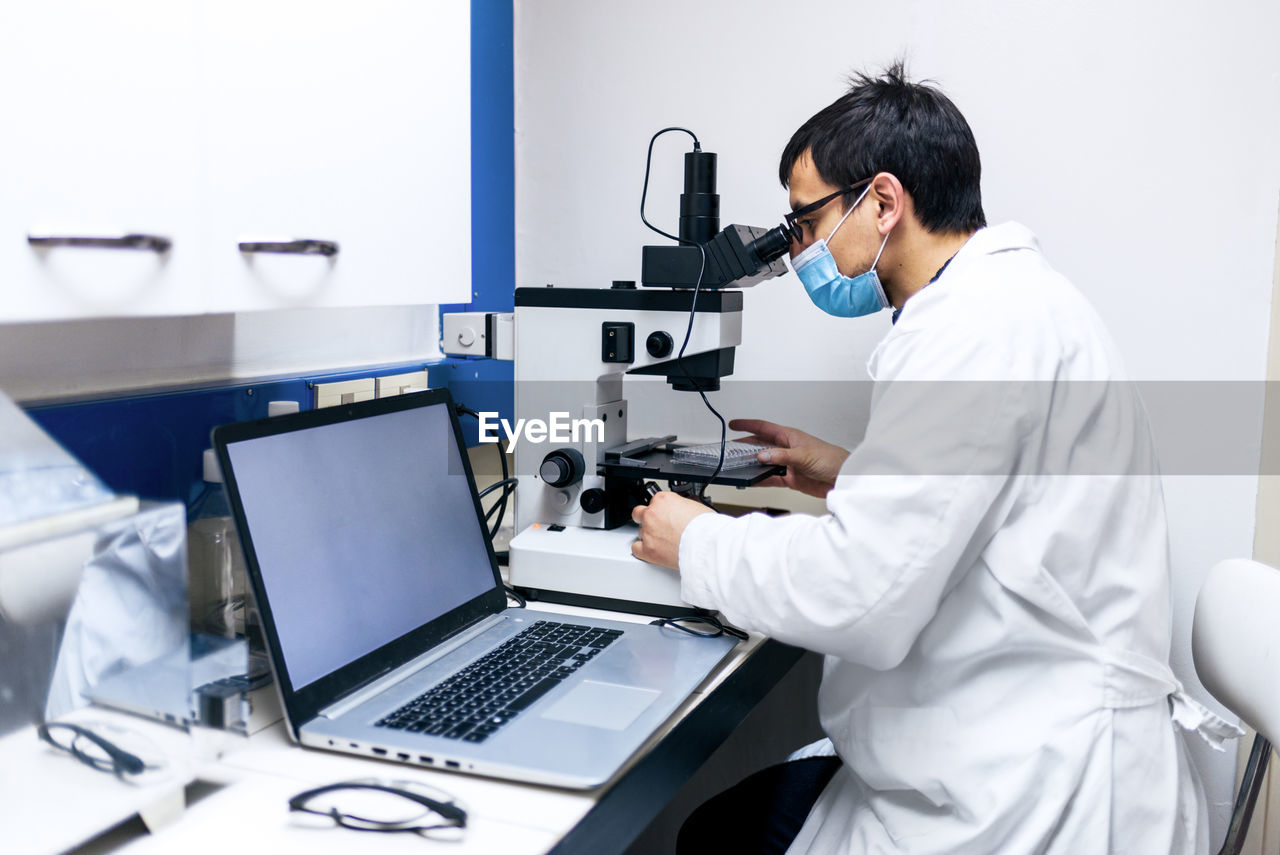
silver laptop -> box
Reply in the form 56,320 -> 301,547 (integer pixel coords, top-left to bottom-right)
213,388 -> 735,789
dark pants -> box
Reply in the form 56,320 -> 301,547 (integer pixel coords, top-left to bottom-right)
676,756 -> 842,855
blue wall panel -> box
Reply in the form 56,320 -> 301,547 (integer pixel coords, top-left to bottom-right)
26,361 -> 515,507
450,0 -> 514,315
27,378 -> 313,507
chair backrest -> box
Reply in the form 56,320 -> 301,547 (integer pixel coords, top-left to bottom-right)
1194,559 -> 1280,855
1193,558 -> 1280,743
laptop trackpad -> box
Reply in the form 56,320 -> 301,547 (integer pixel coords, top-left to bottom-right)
540,681 -> 660,730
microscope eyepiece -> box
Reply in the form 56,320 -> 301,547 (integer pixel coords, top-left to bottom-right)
638,128 -> 792,289
745,225 -> 791,266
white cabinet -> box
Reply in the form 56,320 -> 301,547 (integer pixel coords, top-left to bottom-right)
0,1 -> 471,321
197,0 -> 472,313
0,3 -> 204,320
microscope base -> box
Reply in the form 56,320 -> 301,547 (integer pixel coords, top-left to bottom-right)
508,524 -> 700,618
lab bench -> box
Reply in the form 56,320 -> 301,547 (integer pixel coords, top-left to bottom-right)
42,602 -> 820,855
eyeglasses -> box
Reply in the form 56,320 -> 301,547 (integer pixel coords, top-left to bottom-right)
649,614 -> 749,640
289,779 -> 468,838
782,177 -> 873,245
37,722 -> 154,779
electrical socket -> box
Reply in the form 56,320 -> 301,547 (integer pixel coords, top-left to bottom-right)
313,378 -> 375,409
375,369 -> 429,398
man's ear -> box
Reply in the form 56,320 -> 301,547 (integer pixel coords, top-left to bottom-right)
869,172 -> 906,235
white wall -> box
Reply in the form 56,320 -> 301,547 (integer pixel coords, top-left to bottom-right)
1257,205 -> 1280,567
0,306 -> 441,402
516,0 -> 1280,839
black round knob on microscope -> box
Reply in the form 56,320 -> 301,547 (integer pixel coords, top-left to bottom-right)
646,330 -> 674,359
579,488 -> 607,515
539,448 -> 585,488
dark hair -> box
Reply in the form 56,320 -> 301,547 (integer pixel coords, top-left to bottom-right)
779,61 -> 986,234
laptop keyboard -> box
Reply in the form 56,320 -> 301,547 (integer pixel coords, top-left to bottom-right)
374,620 -> 623,743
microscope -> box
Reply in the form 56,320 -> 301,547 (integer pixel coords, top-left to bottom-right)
500,137 -> 795,616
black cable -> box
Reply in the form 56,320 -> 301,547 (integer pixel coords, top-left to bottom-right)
491,427 -> 511,536
479,477 -> 519,540
673,254 -> 729,495
638,127 -> 728,500
641,127 -> 700,243
456,403 -> 515,541
483,483 -> 516,537
502,585 -> 526,608
477,477 -> 519,501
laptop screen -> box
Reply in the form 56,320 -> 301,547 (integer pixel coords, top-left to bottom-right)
220,396 -> 499,691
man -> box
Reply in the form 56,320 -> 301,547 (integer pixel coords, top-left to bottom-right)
632,63 -> 1237,854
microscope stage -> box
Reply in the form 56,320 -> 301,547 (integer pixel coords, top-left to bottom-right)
598,447 -> 784,487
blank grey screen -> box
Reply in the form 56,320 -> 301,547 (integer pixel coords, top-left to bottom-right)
225,404 -> 496,690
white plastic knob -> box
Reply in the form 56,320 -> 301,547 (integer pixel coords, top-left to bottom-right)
202,448 -> 223,483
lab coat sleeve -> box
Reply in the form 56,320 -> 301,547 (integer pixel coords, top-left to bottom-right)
679,323 -> 1037,669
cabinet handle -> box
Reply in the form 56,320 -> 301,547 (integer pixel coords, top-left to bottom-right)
27,232 -> 171,252
238,238 -> 339,257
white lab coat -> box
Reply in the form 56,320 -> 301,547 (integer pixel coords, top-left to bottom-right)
678,223 -> 1239,854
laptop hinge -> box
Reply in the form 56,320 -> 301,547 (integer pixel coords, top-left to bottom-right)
317,614 -> 505,720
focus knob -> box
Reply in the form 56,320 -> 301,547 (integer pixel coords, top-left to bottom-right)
646,330 -> 674,359
580,488 -> 607,515
539,448 -> 585,488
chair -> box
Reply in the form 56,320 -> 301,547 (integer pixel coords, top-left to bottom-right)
1193,558 -> 1280,855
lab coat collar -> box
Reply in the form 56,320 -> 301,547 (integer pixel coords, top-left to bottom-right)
938,221 -> 1040,280
889,221 -> 1040,321
868,222 -> 1042,375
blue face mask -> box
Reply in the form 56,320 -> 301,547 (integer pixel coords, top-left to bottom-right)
791,184 -> 891,317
